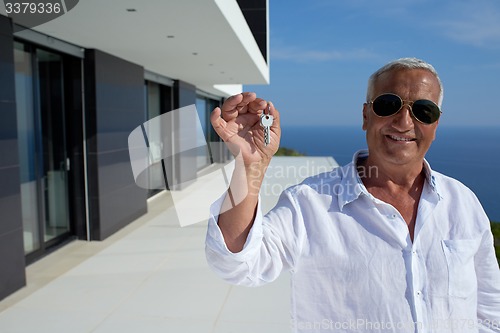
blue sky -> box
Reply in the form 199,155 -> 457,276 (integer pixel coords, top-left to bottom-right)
245,0 -> 500,128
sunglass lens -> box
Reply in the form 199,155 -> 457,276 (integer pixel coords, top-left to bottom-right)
412,100 -> 441,124
372,94 -> 401,117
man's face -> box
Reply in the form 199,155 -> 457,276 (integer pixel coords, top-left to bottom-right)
362,68 -> 441,168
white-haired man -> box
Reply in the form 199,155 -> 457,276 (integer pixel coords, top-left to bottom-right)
206,58 -> 500,332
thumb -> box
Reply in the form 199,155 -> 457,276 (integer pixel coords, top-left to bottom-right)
210,107 -> 228,140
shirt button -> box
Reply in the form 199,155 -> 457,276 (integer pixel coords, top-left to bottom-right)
416,291 -> 422,297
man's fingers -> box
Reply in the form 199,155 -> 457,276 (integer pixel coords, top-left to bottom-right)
221,93 -> 245,112
220,92 -> 268,121
221,93 -> 255,115
268,101 -> 281,129
240,91 -> 257,104
248,98 -> 268,114
240,92 -> 267,114
220,93 -> 246,122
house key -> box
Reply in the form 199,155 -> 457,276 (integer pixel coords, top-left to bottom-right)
260,104 -> 274,146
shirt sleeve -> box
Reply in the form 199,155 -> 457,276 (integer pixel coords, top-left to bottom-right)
205,188 -> 305,287
475,225 -> 500,333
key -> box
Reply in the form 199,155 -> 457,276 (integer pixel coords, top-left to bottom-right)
260,112 -> 274,146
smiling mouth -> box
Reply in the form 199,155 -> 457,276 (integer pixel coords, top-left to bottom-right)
387,135 -> 416,142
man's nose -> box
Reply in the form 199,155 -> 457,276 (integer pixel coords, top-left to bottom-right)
392,105 -> 414,130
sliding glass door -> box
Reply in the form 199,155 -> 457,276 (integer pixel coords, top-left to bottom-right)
14,42 -> 40,254
14,42 -> 71,258
37,49 -> 70,243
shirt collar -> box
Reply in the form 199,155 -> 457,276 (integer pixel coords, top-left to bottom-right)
337,150 -> 442,211
337,150 -> 368,211
422,158 -> 440,195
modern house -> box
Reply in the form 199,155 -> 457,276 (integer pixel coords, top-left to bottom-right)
0,0 -> 269,300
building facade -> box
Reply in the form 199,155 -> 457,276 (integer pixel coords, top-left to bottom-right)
0,0 -> 269,300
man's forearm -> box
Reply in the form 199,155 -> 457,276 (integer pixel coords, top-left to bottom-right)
218,157 -> 269,253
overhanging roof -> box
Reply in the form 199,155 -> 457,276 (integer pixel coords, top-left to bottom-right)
2,0 -> 269,97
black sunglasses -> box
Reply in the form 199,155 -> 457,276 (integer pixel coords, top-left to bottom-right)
367,93 -> 442,124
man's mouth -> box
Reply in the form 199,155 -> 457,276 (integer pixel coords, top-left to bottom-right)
387,135 -> 416,142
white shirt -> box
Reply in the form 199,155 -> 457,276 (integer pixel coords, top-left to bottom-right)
206,150 -> 500,333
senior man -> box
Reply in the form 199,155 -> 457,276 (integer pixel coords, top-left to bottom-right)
206,58 -> 500,332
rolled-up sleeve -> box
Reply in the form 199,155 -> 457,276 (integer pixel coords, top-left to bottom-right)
205,189 -> 305,287
205,193 -> 265,286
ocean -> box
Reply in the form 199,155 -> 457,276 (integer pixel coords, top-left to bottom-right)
279,126 -> 500,222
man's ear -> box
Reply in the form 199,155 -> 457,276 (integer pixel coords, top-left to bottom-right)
362,103 -> 369,131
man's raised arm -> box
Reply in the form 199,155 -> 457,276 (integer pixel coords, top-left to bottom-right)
210,92 -> 281,253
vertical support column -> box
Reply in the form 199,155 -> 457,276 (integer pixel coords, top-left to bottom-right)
0,15 -> 26,300
84,49 -> 147,240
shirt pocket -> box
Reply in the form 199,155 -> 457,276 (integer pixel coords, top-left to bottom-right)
441,239 -> 481,298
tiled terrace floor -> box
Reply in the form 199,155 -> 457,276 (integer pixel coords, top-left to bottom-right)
0,156 -> 338,333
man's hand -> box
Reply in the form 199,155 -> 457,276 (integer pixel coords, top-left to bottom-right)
211,92 -> 281,166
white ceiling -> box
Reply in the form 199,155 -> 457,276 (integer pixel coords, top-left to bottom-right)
3,0 -> 269,97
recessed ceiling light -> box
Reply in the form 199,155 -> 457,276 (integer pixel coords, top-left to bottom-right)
167,35 -> 175,38
192,52 -> 198,56
126,8 -> 136,12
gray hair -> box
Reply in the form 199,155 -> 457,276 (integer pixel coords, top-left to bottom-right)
366,57 -> 444,107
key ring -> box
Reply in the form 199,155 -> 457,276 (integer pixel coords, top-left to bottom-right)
264,102 -> 270,116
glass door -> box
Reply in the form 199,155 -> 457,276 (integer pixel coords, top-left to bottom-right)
14,43 -> 71,258
14,42 -> 40,254
36,49 -> 70,243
